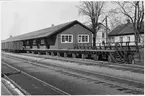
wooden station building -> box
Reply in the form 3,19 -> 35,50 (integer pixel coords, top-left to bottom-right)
2,20 -> 136,64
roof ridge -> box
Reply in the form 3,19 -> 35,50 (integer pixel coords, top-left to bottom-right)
2,20 -> 79,42
108,22 -> 144,36
118,23 -> 129,34
16,20 -> 78,38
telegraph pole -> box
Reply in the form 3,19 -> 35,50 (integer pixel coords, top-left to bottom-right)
105,16 -> 108,43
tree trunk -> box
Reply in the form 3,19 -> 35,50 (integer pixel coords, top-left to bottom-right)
92,27 -> 97,47
135,33 -> 141,60
133,24 -> 141,60
93,36 -> 96,47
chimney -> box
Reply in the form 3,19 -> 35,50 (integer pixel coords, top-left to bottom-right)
126,19 -> 130,24
51,24 -> 54,27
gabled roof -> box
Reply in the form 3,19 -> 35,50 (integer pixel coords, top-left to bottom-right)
108,23 -> 144,36
2,20 -> 93,42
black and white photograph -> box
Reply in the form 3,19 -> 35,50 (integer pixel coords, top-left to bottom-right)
1,0 -> 144,95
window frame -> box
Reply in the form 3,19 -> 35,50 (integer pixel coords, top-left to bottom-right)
40,39 -> 45,45
78,34 -> 89,43
61,34 -> 73,43
26,40 -> 29,45
33,39 -> 36,45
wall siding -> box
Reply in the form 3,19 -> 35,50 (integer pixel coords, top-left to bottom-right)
22,24 -> 93,50
56,24 -> 93,49
109,34 -> 144,45
49,36 -> 58,49
114,35 -> 135,42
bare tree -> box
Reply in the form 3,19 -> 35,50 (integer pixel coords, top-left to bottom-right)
108,9 -> 126,29
109,15 -> 124,29
114,1 -> 144,58
78,1 -> 105,47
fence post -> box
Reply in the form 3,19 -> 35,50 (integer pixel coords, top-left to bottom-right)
64,53 -> 67,58
72,53 -> 76,58
38,52 -> 40,55
108,55 -> 112,62
93,54 -> 99,61
99,43 -> 101,49
32,51 -> 34,54
51,52 -> 54,56
57,52 -> 60,56
82,54 -> 87,59
46,52 -> 49,55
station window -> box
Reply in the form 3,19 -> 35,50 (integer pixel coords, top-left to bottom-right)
26,40 -> 29,45
61,34 -> 73,43
78,34 -> 89,43
33,39 -> 36,45
41,39 -> 45,44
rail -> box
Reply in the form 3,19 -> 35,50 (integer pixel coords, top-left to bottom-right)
2,62 -> 70,95
2,54 -> 144,94
2,73 -> 30,95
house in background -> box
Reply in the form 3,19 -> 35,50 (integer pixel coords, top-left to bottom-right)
87,24 -> 110,46
95,25 -> 110,46
108,20 -> 144,45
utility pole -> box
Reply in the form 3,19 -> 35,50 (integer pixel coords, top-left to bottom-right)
105,16 -> 108,43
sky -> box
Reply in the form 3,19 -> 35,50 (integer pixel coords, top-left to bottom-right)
0,1 -> 119,40
1,1 -> 86,40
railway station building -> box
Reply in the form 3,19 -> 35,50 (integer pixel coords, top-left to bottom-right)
2,20 -> 93,50
2,20 -> 139,64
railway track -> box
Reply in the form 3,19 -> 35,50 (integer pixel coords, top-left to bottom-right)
6,52 -> 144,73
2,62 -> 70,95
2,53 -> 144,94
2,74 -> 30,95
